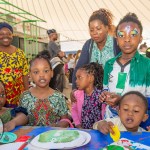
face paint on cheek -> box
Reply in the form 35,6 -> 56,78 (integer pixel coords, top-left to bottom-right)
98,30 -> 102,35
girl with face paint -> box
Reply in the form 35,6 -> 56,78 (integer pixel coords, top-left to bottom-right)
0,22 -> 29,108
99,13 -> 150,130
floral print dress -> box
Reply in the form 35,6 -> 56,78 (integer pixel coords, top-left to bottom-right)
81,88 -> 102,129
0,48 -> 29,108
19,90 -> 69,126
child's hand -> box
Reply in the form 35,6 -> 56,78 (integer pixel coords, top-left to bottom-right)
4,120 -> 16,132
76,124 -> 82,129
97,120 -> 114,135
105,93 -> 121,107
70,89 -> 77,103
99,91 -> 108,103
146,126 -> 150,131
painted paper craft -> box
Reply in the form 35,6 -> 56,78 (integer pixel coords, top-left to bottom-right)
102,138 -> 150,150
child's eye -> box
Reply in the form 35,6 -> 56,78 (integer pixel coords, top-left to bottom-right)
0,93 -> 5,98
45,70 -> 49,73
33,71 -> 38,74
117,31 -> 124,38
130,29 -> 138,37
123,108 -> 128,111
134,110 -> 139,113
131,33 -> 137,37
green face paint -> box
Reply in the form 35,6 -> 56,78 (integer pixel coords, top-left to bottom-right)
117,31 -> 124,37
130,28 -> 139,37
117,28 -> 139,38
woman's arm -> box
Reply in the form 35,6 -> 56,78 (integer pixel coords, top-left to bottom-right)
23,74 -> 29,90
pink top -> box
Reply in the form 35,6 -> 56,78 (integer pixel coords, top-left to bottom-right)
71,90 -> 84,126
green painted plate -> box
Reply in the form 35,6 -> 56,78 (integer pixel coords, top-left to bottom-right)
0,132 -> 17,143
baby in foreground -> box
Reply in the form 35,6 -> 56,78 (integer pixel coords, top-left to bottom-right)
93,91 -> 150,133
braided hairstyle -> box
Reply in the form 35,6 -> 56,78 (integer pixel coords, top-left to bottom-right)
116,12 -> 143,36
79,62 -> 103,90
88,8 -> 114,31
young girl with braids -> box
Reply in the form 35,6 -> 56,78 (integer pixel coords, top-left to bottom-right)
72,8 -> 120,89
71,62 -> 104,129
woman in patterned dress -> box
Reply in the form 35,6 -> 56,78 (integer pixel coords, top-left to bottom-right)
0,22 -> 29,108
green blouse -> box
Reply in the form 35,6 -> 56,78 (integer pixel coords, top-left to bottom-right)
19,90 -> 69,126
90,35 -> 114,67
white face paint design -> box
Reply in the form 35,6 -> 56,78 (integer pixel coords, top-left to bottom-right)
125,25 -> 131,35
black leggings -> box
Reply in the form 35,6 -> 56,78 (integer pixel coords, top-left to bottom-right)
49,64 -> 64,92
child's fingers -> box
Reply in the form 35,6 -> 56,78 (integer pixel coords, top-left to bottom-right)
108,122 -> 115,134
99,91 -> 108,102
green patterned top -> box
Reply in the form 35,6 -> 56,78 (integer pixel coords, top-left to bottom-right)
19,90 -> 69,126
90,35 -> 114,67
0,109 -> 12,124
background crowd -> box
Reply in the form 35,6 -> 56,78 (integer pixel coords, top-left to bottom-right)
0,8 -> 150,135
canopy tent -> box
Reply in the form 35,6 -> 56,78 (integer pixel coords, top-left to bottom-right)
0,0 -> 150,51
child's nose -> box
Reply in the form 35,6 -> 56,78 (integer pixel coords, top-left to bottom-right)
128,110 -> 133,116
39,72 -> 44,77
124,35 -> 131,42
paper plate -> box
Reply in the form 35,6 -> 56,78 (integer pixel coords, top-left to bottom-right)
30,130 -> 91,149
79,131 -> 91,147
0,132 -> 17,144
0,142 -> 24,150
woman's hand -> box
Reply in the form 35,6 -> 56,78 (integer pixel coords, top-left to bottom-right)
97,121 -> 114,135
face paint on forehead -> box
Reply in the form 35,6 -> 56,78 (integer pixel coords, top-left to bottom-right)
125,25 -> 131,34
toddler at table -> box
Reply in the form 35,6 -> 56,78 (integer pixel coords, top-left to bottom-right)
19,53 -> 72,127
93,91 -> 150,134
0,80 -> 28,131
71,62 -> 104,129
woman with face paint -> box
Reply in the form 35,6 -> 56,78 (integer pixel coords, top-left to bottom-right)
72,8 -> 121,90
99,13 -> 150,130
0,22 -> 29,108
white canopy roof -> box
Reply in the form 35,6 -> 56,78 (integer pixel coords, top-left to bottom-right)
1,0 -> 150,51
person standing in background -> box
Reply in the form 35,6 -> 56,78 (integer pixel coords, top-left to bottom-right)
146,47 -> 150,58
138,42 -> 147,57
0,22 -> 29,108
47,29 -> 65,92
47,29 -> 65,59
